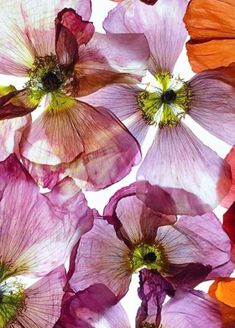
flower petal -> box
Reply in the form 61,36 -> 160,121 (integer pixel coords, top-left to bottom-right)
137,122 -> 232,214
104,182 -> 176,245
69,218 -> 131,300
184,0 -> 235,72
222,146 -> 235,208
189,72 -> 235,145
104,0 -> 187,74
68,32 -> 150,97
0,154 -> 93,277
161,290 -> 222,328
16,266 -> 66,328
57,284 -> 131,328
136,269 -> 174,328
223,202 -> 235,245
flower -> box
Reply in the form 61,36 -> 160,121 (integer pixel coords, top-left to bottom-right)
55,284 -> 131,328
0,154 -> 94,327
68,182 -> 234,327
184,0 -> 235,72
0,0 -> 150,190
81,0 -> 234,214
222,148 -> 235,208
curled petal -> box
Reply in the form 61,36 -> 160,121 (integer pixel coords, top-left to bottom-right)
137,123 -> 232,215
104,0 -> 187,74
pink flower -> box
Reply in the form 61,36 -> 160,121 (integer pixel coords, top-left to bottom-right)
68,182 -> 234,327
0,154 -> 94,327
0,0 -> 150,190
81,0 -> 234,213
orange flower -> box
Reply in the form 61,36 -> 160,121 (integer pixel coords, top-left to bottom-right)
184,0 -> 235,72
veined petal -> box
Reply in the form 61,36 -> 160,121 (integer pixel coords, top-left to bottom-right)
69,219 -> 132,300
15,266 -> 66,328
104,0 -> 187,74
161,290 -> 222,328
104,182 -> 176,245
137,122 -> 232,214
189,72 -> 235,145
0,155 -> 93,277
68,31 -> 150,97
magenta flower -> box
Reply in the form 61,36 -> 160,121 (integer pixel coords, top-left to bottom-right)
81,0 -> 234,213
0,0 -> 150,190
68,182 -> 234,326
0,154 -> 94,327
55,284 -> 130,328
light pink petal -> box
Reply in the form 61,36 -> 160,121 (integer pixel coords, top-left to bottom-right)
189,72 -> 235,145
104,182 -> 176,244
15,266 -> 66,328
0,0 -> 91,75
161,290 -> 222,328
138,122 -> 232,214
69,219 -> 131,300
104,0 -> 187,74
175,213 -> 234,279
80,84 -> 149,145
0,155 -> 93,277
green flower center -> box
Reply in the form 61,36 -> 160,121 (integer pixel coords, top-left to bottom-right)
0,265 -> 25,327
137,72 -> 192,128
131,243 -> 166,272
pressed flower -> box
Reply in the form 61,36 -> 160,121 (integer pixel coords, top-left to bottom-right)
81,0 -> 233,214
184,0 -> 235,72
69,183 -> 234,327
0,1 -> 150,190
55,284 -> 131,328
0,154 -> 94,327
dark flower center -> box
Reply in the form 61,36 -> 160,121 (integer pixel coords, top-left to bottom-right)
143,252 -> 157,264
41,71 -> 62,91
140,0 -> 158,5
161,89 -> 177,104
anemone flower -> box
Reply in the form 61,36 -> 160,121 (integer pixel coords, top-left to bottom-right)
0,0 -> 150,190
184,0 -> 235,73
55,284 -> 131,328
0,154 -> 94,327
81,0 -> 235,214
69,182 -> 234,327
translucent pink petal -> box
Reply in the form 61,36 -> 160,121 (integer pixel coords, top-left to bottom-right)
104,182 -> 176,244
189,72 -> 235,145
16,266 -> 66,328
136,269 -> 174,328
69,32 -> 150,97
161,290 -> 222,328
222,146 -> 235,208
80,84 -> 149,145
69,219 -> 131,300
138,122 -> 232,214
0,155 -> 93,277
57,284 -> 131,328
104,0 -> 187,74
0,0 -> 91,75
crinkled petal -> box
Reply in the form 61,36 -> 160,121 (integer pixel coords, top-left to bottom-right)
184,0 -> 235,72
69,219 -> 131,300
80,84 -> 149,145
136,269 -> 174,328
0,155 -> 93,277
15,266 -> 66,328
161,290 -> 222,328
56,284 -> 131,328
104,0 -> 187,74
68,32 -> 150,97
20,96 -> 140,190
189,72 -> 235,145
137,122 -> 232,214
104,182 -> 176,245
0,0 -> 91,75
222,147 -> 235,208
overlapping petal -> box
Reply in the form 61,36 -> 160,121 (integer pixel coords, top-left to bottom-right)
104,0 -> 187,74
137,122 -> 232,214
223,147 -> 235,208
